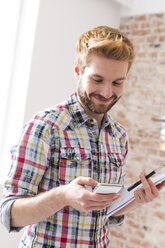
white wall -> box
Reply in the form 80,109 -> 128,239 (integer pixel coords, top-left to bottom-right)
0,1 -> 121,248
24,0 -> 122,122
121,0 -> 165,16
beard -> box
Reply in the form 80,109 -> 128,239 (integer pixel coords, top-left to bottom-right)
77,82 -> 121,114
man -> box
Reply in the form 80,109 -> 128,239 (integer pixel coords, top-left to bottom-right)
0,26 -> 165,247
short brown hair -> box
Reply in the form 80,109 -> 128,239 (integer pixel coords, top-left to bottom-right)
76,26 -> 135,73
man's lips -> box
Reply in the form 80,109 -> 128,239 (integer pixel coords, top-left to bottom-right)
92,94 -> 114,103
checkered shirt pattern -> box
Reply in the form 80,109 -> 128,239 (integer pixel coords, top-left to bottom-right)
3,93 -> 128,247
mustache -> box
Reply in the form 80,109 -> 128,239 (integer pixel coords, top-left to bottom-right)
89,93 -> 118,101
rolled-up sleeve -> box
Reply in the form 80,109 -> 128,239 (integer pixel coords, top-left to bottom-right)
0,116 -> 51,232
0,196 -> 23,232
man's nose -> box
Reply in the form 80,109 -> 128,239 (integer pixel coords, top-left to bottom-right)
100,82 -> 113,99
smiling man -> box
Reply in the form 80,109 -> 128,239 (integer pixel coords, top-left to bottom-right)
76,55 -> 128,128
1,26 -> 165,248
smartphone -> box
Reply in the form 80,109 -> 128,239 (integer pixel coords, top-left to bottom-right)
93,183 -> 122,194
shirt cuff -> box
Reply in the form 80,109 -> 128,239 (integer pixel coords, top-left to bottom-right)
109,215 -> 125,226
0,196 -> 24,232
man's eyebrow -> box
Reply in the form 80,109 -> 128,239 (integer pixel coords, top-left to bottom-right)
92,74 -> 126,81
113,77 -> 126,81
92,74 -> 103,78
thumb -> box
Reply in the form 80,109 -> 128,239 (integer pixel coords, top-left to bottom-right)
157,180 -> 165,190
76,176 -> 98,187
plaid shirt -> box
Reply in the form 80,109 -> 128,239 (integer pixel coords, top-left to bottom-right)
1,93 -> 128,247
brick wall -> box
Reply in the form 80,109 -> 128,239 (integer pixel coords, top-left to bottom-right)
109,13 -> 165,248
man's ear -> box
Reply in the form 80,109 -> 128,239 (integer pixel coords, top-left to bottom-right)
74,62 -> 80,80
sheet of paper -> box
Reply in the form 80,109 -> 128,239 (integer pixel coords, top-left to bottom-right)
107,173 -> 165,217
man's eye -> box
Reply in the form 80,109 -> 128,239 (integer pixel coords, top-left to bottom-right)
113,81 -> 122,86
93,79 -> 102,83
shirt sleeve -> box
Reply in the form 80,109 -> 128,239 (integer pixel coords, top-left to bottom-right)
0,115 -> 51,232
0,196 -> 24,232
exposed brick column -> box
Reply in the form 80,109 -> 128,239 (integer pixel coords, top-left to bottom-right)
109,13 -> 165,248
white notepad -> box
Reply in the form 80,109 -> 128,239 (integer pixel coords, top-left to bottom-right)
107,173 -> 165,217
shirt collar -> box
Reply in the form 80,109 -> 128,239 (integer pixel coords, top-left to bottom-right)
67,93 -> 91,129
67,93 -> 116,134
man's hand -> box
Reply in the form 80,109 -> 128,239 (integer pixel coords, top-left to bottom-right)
63,177 -> 121,212
113,172 -> 165,217
134,172 -> 165,204
156,180 -> 165,190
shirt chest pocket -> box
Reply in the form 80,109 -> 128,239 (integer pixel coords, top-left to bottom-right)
107,153 -> 124,184
59,147 -> 92,185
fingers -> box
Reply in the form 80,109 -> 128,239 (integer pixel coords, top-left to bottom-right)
76,176 -> 98,187
88,193 -> 120,205
92,192 -> 121,203
140,173 -> 154,201
76,176 -> 120,201
134,189 -> 143,203
141,172 -> 159,199
156,180 -> 165,190
84,204 -> 110,212
68,177 -> 121,212
83,201 -> 110,211
77,186 -> 121,212
84,193 -> 121,212
79,188 -> 120,204
78,196 -> 120,212
134,172 -> 159,204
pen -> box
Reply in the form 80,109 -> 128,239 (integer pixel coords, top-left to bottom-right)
127,166 -> 165,192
